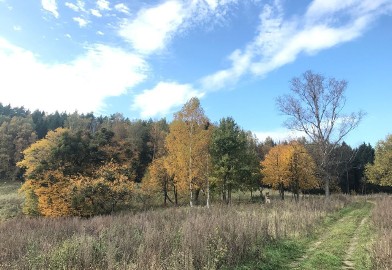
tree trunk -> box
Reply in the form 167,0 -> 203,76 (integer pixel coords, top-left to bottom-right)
173,184 -> 178,206
163,179 -> 168,206
325,177 -> 330,197
195,188 -> 200,205
228,186 -> 231,205
346,169 -> 350,194
222,178 -> 227,203
189,182 -> 193,207
259,186 -> 264,203
279,183 -> 284,200
206,176 -> 210,208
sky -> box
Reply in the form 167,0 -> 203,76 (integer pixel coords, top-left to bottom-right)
0,0 -> 391,147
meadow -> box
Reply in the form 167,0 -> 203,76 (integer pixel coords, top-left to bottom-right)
0,182 -> 391,269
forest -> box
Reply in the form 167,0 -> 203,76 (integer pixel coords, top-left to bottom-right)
0,96 -> 389,217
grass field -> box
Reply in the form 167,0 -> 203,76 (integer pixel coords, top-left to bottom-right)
0,182 -> 390,269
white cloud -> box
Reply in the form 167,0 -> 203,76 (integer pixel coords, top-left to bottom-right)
73,17 -> 89,27
114,3 -> 130,14
65,2 -> 79,12
13,25 -> 22,31
254,129 -> 306,143
41,0 -> 59,18
118,1 -> 186,54
65,1 -> 86,12
97,0 -> 110,11
96,31 -> 104,36
200,0 -> 392,92
132,82 -> 204,118
0,38 -> 148,114
201,48 -> 252,90
91,9 -> 102,17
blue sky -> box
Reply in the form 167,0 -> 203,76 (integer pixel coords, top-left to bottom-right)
0,0 -> 391,147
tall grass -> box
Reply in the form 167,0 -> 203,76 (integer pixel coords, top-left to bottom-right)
0,181 -> 23,221
371,195 -> 392,269
0,196 -> 350,269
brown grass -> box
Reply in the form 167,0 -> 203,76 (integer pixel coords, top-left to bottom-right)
371,195 -> 392,269
0,196 -> 350,269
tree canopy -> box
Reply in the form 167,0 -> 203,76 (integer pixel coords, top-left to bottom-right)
261,142 -> 318,199
365,135 -> 392,186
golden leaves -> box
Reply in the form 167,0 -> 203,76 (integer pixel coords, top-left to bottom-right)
261,142 -> 319,191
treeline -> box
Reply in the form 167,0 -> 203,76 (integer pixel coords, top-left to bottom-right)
0,100 -> 386,217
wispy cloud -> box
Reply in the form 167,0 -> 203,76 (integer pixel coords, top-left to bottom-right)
41,0 -> 59,18
0,39 -> 148,114
114,3 -> 130,15
132,82 -> 204,118
65,0 -> 85,12
201,0 -> 392,91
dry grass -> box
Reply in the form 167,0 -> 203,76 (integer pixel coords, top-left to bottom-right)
371,195 -> 392,269
0,196 -> 351,270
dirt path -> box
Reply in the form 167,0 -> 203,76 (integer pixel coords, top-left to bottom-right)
342,216 -> 368,269
290,202 -> 373,270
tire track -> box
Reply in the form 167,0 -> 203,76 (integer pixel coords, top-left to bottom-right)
290,202 -> 373,270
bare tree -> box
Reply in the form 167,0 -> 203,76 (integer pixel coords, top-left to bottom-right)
276,70 -> 364,197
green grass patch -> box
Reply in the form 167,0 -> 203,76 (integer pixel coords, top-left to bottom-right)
234,201 -> 375,270
230,239 -> 308,270
297,201 -> 373,270
352,203 -> 374,270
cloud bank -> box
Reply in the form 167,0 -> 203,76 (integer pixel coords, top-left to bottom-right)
0,39 -> 147,114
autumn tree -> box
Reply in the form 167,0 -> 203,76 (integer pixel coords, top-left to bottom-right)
365,134 -> 392,187
261,142 -> 318,200
261,144 -> 291,199
18,128 -> 72,216
165,97 -> 211,207
288,142 -> 319,200
141,119 -> 178,206
142,157 -> 176,206
18,127 -> 136,216
277,70 -> 364,196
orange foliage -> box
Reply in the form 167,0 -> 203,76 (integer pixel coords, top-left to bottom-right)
261,142 -> 319,197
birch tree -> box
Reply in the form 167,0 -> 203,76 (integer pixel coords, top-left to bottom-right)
165,97 -> 211,207
277,70 -> 364,196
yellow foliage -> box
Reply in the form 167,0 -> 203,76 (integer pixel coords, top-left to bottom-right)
69,161 -> 134,217
261,142 -> 319,192
20,161 -> 135,217
142,158 -> 167,194
261,144 -> 292,189
20,170 -> 72,217
17,128 -> 68,179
